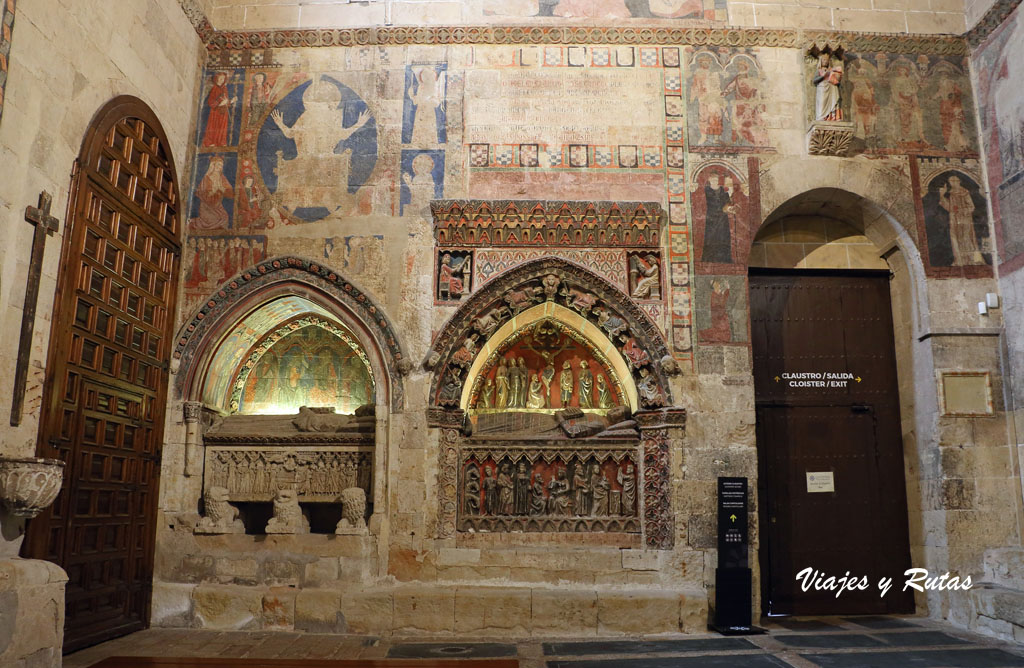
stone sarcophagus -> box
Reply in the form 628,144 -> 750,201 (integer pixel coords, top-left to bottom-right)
196,407 -> 375,534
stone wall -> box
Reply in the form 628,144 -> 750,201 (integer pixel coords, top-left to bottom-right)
201,0 -> 965,34
145,3 -> 1024,635
0,0 -> 205,461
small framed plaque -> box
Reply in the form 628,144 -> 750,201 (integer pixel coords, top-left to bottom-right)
806,471 -> 835,493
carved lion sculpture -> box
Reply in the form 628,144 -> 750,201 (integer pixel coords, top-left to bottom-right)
196,486 -> 244,534
265,488 -> 309,534
336,487 -> 368,535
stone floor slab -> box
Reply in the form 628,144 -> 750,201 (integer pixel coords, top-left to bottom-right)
387,643 -> 518,658
800,648 -> 1024,667
873,631 -> 971,646
842,615 -> 919,629
547,655 -> 793,668
774,633 -> 887,648
543,638 -> 757,656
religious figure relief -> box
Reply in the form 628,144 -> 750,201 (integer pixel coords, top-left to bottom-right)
527,373 -> 546,409
922,171 -> 991,268
617,462 -> 637,516
195,486 -> 244,534
483,467 -> 499,515
473,305 -> 511,339
594,306 -> 628,339
402,64 -> 447,146
573,464 -> 591,516
265,488 -> 310,534
637,367 -> 664,407
561,285 -> 600,316
596,374 -> 612,408
503,285 -> 543,314
629,253 -> 661,299
257,75 -> 377,223
497,464 -> 515,515
439,365 -> 463,405
480,378 -> 495,408
201,71 -> 240,148
578,361 -> 594,409
529,473 -> 546,515
495,358 -> 510,408
191,155 -> 235,231
438,251 -> 472,301
464,465 -> 481,514
542,363 -> 555,407
335,486 -> 368,535
514,461 -> 531,515
591,465 -> 611,516
559,360 -> 575,408
509,358 -> 525,409
452,334 -> 479,368
813,52 -> 844,121
547,468 -> 571,515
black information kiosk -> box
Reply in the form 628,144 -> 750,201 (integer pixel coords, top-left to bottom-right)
711,476 -> 764,634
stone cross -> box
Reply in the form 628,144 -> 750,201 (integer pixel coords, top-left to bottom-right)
11,191 -> 60,426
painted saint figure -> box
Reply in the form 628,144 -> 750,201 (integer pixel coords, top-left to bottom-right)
407,66 -> 444,146
691,54 -> 724,144
192,156 -> 233,230
940,176 -> 983,265
813,53 -> 843,121
701,173 -> 734,264
202,72 -> 236,147
723,57 -> 763,144
699,279 -> 733,343
402,152 -> 437,215
936,76 -> 969,153
891,63 -> 923,143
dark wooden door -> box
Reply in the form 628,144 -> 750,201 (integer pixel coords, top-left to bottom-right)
749,269 -> 913,616
24,98 -> 181,652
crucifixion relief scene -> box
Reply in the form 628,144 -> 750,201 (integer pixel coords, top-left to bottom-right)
1,0 -> 1024,667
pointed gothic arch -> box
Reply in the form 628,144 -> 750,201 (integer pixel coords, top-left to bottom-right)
424,256 -> 679,412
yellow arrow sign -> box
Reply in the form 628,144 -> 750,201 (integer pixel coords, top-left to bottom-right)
730,514 -> 737,522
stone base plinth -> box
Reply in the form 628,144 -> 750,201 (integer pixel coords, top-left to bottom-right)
807,120 -> 855,156
0,558 -> 68,668
152,581 -> 708,637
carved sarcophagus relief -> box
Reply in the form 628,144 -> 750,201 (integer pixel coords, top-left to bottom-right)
459,441 -> 640,534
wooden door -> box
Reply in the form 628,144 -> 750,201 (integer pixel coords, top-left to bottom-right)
24,97 -> 181,652
749,269 -> 913,616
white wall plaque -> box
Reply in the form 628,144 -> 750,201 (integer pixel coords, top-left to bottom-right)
806,471 -> 835,493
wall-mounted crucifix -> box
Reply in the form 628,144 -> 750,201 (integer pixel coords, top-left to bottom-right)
11,191 -> 60,426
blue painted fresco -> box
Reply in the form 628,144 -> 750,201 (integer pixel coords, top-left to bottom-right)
399,149 -> 445,216
256,75 -> 378,222
402,63 -> 447,145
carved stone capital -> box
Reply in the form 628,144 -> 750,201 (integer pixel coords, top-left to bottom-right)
0,457 -> 64,519
634,407 -> 688,431
183,401 -> 203,423
807,121 -> 855,156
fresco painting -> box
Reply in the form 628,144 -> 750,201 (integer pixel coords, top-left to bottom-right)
686,49 -> 767,149
256,74 -> 378,222
238,324 -> 375,415
845,53 -> 978,154
402,63 -> 447,146
199,69 -> 245,149
694,275 -> 748,345
400,149 -> 445,216
190,153 -> 237,231
922,170 -> 991,268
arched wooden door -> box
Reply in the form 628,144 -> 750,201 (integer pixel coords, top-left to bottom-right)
24,97 -> 181,652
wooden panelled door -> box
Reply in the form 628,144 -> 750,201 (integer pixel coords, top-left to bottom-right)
24,97 -> 181,652
749,269 -> 914,616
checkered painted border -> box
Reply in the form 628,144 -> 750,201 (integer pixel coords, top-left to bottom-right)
0,0 -> 15,127
468,143 -> 664,170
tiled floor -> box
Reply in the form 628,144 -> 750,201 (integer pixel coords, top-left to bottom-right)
64,617 -> 1024,668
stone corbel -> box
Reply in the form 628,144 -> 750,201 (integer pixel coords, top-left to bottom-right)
183,401 -> 204,477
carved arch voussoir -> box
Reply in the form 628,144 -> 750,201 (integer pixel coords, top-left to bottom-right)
426,256 -> 675,412
173,256 -> 408,411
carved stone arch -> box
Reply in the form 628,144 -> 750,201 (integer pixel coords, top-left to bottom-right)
424,256 -> 679,412
173,255 -> 409,412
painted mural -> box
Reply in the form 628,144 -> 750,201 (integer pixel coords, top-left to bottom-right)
400,149 -> 445,216
256,75 -> 378,222
236,321 -> 375,415
0,0 -> 16,128
402,63 -> 447,147
845,53 -> 978,155
199,69 -> 245,149
686,49 -> 768,151
973,5 -> 1024,270
694,275 -> 748,345
468,319 -> 625,412
480,0 -> 724,21
689,157 -> 760,277
190,152 -> 237,231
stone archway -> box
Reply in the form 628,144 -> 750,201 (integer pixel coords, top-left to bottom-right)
173,255 -> 409,412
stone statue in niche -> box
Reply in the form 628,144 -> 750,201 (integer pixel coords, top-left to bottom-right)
335,486 -> 368,535
514,461 -> 530,514
495,359 -> 510,408
574,465 -> 591,516
597,374 -> 612,408
637,367 -> 664,406
439,365 -> 463,405
483,467 -> 499,514
265,488 -> 310,534
813,52 -> 844,121
480,378 -> 495,408
591,465 -> 611,516
195,486 -> 244,534
806,45 -> 854,156
509,358 -> 524,409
